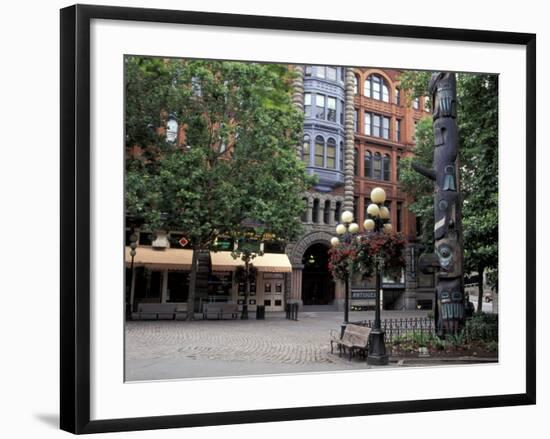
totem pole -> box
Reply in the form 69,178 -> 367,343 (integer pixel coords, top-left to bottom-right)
412,72 -> 465,337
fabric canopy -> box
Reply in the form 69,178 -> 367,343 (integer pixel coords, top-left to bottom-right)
210,251 -> 292,273
125,246 -> 193,270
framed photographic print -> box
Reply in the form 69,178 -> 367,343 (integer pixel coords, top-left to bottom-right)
60,4 -> 536,434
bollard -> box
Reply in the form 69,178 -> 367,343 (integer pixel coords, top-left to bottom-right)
292,303 -> 299,321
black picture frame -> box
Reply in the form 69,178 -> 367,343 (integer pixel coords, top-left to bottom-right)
60,4 -> 536,434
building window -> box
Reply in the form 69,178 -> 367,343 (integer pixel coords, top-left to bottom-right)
383,154 -> 391,181
413,97 -> 419,109
364,150 -> 373,178
396,119 -> 402,142
340,68 -> 345,82
304,93 -> 312,117
315,66 -> 325,79
323,200 -> 331,224
354,148 -> 359,176
327,97 -> 337,122
166,116 -> 178,143
365,112 -> 371,135
314,136 -> 324,167
353,74 -> 359,95
305,65 -> 312,76
340,100 -> 345,125
312,199 -> 320,223
327,66 -> 337,81
353,196 -> 359,222
315,94 -> 325,119
365,112 -> 390,139
373,114 -> 381,137
335,201 -> 342,223
191,77 -> 202,97
373,152 -> 382,180
382,117 -> 390,139
365,74 -> 390,102
302,135 -> 310,164
397,202 -> 403,232
354,109 -> 359,132
301,198 -> 308,222
326,138 -> 336,169
395,88 -> 401,105
339,141 -> 344,171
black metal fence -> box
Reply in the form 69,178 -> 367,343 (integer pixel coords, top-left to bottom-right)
352,317 -> 436,346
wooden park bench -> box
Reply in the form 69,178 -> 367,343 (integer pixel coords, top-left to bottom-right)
131,303 -> 188,320
330,324 -> 372,360
202,303 -> 239,320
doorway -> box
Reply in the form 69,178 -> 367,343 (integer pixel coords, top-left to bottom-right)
301,243 -> 335,305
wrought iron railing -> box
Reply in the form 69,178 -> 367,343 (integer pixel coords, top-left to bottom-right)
352,317 -> 436,346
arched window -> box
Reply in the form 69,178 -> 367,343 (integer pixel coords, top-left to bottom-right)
314,136 -> 325,167
323,200 -> 331,224
302,135 -> 310,164
326,138 -> 336,169
335,201 -> 342,223
365,74 -> 390,102
339,141 -> 344,171
301,198 -> 308,222
373,152 -> 382,180
383,154 -> 391,181
312,199 -> 320,223
364,150 -> 373,178
166,116 -> 178,143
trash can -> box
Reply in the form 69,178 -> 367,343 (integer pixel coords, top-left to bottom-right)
256,305 -> 265,320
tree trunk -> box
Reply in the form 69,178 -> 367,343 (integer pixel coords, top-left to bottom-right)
241,259 -> 250,320
186,249 -> 199,320
477,266 -> 485,313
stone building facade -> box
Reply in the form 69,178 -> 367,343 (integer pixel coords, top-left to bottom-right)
287,65 -> 435,311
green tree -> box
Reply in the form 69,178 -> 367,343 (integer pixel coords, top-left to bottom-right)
125,57 -> 315,319
398,71 -> 499,312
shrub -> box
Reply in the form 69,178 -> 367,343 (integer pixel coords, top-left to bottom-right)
463,312 -> 498,343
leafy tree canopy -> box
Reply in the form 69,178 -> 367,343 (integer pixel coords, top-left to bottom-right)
398,71 -> 498,282
125,57 -> 316,248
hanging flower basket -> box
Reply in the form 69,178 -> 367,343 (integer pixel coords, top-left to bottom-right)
354,232 -> 406,278
328,241 -> 359,282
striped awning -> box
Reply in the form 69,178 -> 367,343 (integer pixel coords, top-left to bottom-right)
210,251 -> 292,273
125,246 -> 193,270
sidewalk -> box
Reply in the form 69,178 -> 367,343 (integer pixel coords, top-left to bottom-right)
125,310 -> 496,381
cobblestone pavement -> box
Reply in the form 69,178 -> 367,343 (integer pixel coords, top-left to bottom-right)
126,310 -> 432,381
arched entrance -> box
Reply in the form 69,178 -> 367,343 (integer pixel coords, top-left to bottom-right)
301,243 -> 335,305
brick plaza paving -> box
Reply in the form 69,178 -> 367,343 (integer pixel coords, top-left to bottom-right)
125,310 -> 440,381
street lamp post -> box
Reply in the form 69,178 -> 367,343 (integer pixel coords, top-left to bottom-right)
331,211 -> 359,328
128,232 -> 138,320
364,187 -> 390,365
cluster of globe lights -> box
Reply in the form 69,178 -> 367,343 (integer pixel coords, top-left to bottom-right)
331,187 -> 392,248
